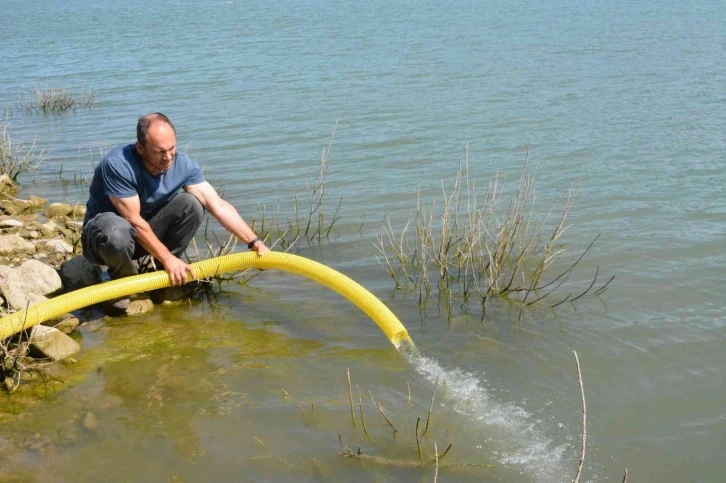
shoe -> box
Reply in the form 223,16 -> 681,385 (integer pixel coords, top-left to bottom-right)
102,296 -> 130,316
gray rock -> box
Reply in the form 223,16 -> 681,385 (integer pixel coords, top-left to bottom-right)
59,256 -> 103,291
40,239 -> 74,255
18,259 -> 63,294
29,325 -> 81,361
0,234 -> 35,255
0,260 -> 63,310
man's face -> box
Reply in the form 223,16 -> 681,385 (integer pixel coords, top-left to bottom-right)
136,121 -> 177,175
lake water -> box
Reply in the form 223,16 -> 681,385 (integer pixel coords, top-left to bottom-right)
1,1 -> 724,481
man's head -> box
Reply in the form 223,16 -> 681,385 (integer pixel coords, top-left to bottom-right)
136,113 -> 177,175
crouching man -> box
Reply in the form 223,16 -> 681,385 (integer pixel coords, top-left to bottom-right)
82,112 -> 268,314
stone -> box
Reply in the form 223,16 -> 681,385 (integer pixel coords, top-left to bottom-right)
82,412 -> 99,431
70,205 -> 86,219
3,377 -> 14,392
0,259 -> 63,310
65,220 -> 83,231
39,222 -> 59,238
28,325 -> 81,361
42,316 -> 80,334
126,298 -> 154,316
44,203 -> 73,219
0,175 -> 19,197
0,219 -> 23,228
18,259 -> 63,294
59,256 -> 103,291
39,239 -> 74,255
149,283 -> 199,304
0,234 -> 35,255
27,195 -> 47,211
0,199 -> 30,216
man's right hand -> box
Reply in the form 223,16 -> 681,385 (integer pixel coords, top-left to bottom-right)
163,255 -> 196,286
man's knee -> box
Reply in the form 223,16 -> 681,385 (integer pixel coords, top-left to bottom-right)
176,192 -> 204,221
85,213 -> 134,252
104,224 -> 134,251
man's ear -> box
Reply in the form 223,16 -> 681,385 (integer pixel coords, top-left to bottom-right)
135,141 -> 144,156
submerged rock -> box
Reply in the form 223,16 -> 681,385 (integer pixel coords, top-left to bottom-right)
82,412 -> 99,431
126,297 -> 154,316
29,325 -> 81,361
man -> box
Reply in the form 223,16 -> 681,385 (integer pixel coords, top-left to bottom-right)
82,112 -> 269,313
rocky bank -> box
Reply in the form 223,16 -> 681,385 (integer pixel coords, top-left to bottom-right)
0,175 -> 160,393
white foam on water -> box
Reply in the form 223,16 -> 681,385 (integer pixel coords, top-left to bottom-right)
408,353 -> 571,483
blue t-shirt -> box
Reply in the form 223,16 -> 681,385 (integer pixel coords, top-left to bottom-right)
84,144 -> 205,223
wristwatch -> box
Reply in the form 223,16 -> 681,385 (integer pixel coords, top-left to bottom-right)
247,237 -> 262,250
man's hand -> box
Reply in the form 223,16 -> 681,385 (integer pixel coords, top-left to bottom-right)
252,241 -> 270,255
163,255 -> 196,286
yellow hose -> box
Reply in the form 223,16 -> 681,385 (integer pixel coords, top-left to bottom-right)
0,252 -> 413,349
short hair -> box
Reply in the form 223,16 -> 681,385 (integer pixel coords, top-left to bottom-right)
136,112 -> 176,145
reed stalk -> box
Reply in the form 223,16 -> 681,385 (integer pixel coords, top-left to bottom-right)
0,123 -> 47,182
20,87 -> 97,114
375,144 -> 611,319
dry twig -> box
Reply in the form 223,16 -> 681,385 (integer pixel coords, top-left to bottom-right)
572,350 -> 587,483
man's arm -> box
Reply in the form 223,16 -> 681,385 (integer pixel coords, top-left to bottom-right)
184,182 -> 269,254
109,195 -> 195,285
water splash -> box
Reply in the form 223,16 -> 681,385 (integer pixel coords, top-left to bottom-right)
400,345 -> 570,483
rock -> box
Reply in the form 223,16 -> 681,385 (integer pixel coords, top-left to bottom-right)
65,220 -> 83,231
0,260 -> 63,310
3,377 -> 14,392
82,412 -> 99,431
42,315 -> 80,334
71,205 -> 86,219
28,325 -> 81,361
27,195 -> 47,211
38,239 -> 74,255
44,203 -> 73,219
39,222 -> 59,238
149,283 -> 199,304
0,175 -> 19,197
0,219 -> 23,228
126,298 -> 154,316
0,199 -> 31,216
59,256 -> 103,291
0,234 -> 35,255
18,259 -> 63,294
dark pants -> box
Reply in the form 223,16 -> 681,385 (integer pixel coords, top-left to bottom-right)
82,192 -> 204,279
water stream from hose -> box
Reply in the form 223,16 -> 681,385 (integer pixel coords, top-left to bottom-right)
398,343 -> 570,483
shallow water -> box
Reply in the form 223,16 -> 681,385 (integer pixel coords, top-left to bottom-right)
2,0 -> 725,481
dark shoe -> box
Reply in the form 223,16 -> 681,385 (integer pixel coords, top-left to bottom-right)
149,282 -> 199,304
102,296 -> 130,316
